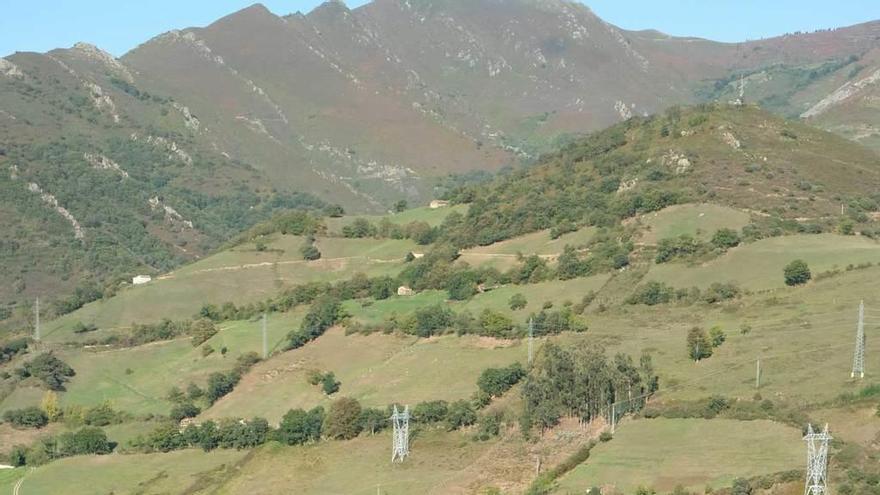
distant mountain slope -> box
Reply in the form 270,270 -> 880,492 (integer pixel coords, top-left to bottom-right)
2,0 -> 880,314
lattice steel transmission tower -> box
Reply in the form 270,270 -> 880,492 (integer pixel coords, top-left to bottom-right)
803,424 -> 832,495
391,405 -> 410,462
852,300 -> 865,379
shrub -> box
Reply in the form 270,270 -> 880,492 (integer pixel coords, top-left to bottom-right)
276,407 -> 324,445
3,407 -> 48,428
626,281 -> 674,306
407,304 -> 454,337
413,400 -> 449,423
474,412 -> 502,441
190,318 -> 218,347
655,235 -> 704,263
72,322 -> 98,334
478,309 -> 516,338
711,228 -> 740,249
170,402 -> 201,423
83,402 -> 121,427
358,408 -> 388,435
206,371 -> 239,403
477,363 -> 526,398
784,260 -> 811,286
16,353 -> 75,391
702,282 -> 740,303
323,397 -> 363,440
709,326 -> 726,347
446,400 -> 477,430
321,372 -> 341,395
301,243 -> 321,261
509,293 -> 528,311
58,427 -> 113,456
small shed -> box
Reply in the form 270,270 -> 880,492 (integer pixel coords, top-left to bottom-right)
397,286 -> 415,296
429,200 -> 450,209
132,275 -> 152,285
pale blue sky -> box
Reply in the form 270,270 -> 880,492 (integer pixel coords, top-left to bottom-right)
2,1 -> 879,58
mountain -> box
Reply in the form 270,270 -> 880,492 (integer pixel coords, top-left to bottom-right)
2,0 -> 880,314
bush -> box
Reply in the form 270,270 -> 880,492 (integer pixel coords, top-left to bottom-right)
287,296 -> 343,349
509,293 -> 527,311
784,260 -> 811,286
655,235 -> 704,263
413,400 -> 449,423
16,353 -> 75,391
711,229 -> 740,249
478,309 -> 516,338
170,402 -> 201,423
190,318 -> 218,347
72,322 -> 98,334
358,408 -> 388,435
474,412 -> 502,441
276,407 -> 324,445
702,282 -> 740,303
206,371 -> 239,403
83,402 -> 121,427
407,304 -> 454,337
301,243 -> 321,261
323,397 -> 363,440
58,427 -> 113,456
446,400 -> 477,430
709,326 -> 726,347
477,363 -> 526,398
3,407 -> 48,428
321,372 -> 341,395
626,281 -> 674,306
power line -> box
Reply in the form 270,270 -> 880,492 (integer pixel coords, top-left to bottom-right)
852,300 -> 866,379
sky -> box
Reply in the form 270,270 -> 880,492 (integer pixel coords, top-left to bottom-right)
1,0 -> 879,58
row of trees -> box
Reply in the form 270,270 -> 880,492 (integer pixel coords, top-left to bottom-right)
9,426 -> 113,466
521,343 -> 658,434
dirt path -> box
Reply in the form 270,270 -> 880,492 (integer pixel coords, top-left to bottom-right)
156,256 -> 400,281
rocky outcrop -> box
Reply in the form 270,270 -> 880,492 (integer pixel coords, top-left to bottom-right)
0,58 -> 23,78
84,153 -> 129,178
27,183 -> 85,240
149,196 -> 194,229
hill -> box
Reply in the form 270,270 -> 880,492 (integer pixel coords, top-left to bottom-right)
3,1 -> 880,312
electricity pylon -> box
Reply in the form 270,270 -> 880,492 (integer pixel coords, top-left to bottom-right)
803,424 -> 832,495
852,300 -> 865,379
391,405 -> 410,462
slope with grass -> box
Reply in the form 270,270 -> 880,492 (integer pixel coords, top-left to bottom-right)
555,418 -> 803,494
647,233 -> 880,291
634,203 -> 752,243
202,327 -> 524,424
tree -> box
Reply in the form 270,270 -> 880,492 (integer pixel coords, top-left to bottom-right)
358,408 -> 388,435
323,397 -> 363,440
394,199 -> 408,212
478,309 -> 515,338
446,270 -> 477,301
40,390 -> 62,422
445,400 -> 477,430
170,402 -> 201,423
206,372 -> 238,403
8,445 -> 27,466
711,228 -> 741,249
84,402 -> 118,426
412,400 -> 449,423
17,353 -> 75,391
509,293 -> 527,311
556,245 -> 586,280
709,326 -> 726,347
277,407 -> 324,445
190,318 -> 218,347
784,259 -> 811,286
477,363 -> 526,397
58,427 -> 113,456
321,372 -> 341,395
731,478 -> 752,495
301,242 -> 321,261
687,327 -> 713,361
369,277 -> 396,300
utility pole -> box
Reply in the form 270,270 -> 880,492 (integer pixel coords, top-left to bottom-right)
261,313 -> 268,359
756,357 -> 761,389
803,424 -> 832,495
34,297 -> 40,342
852,300 -> 865,379
528,318 -> 534,365
610,402 -> 616,434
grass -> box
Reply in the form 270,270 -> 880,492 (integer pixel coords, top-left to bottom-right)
208,430 -> 491,495
635,203 -> 752,243
1,310 -> 305,416
40,235 -> 415,342
17,449 -> 247,495
324,205 -> 469,234
647,233 -> 880,290
343,275 -> 611,326
459,227 -> 597,270
554,418 -> 803,493
202,327 -> 525,424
